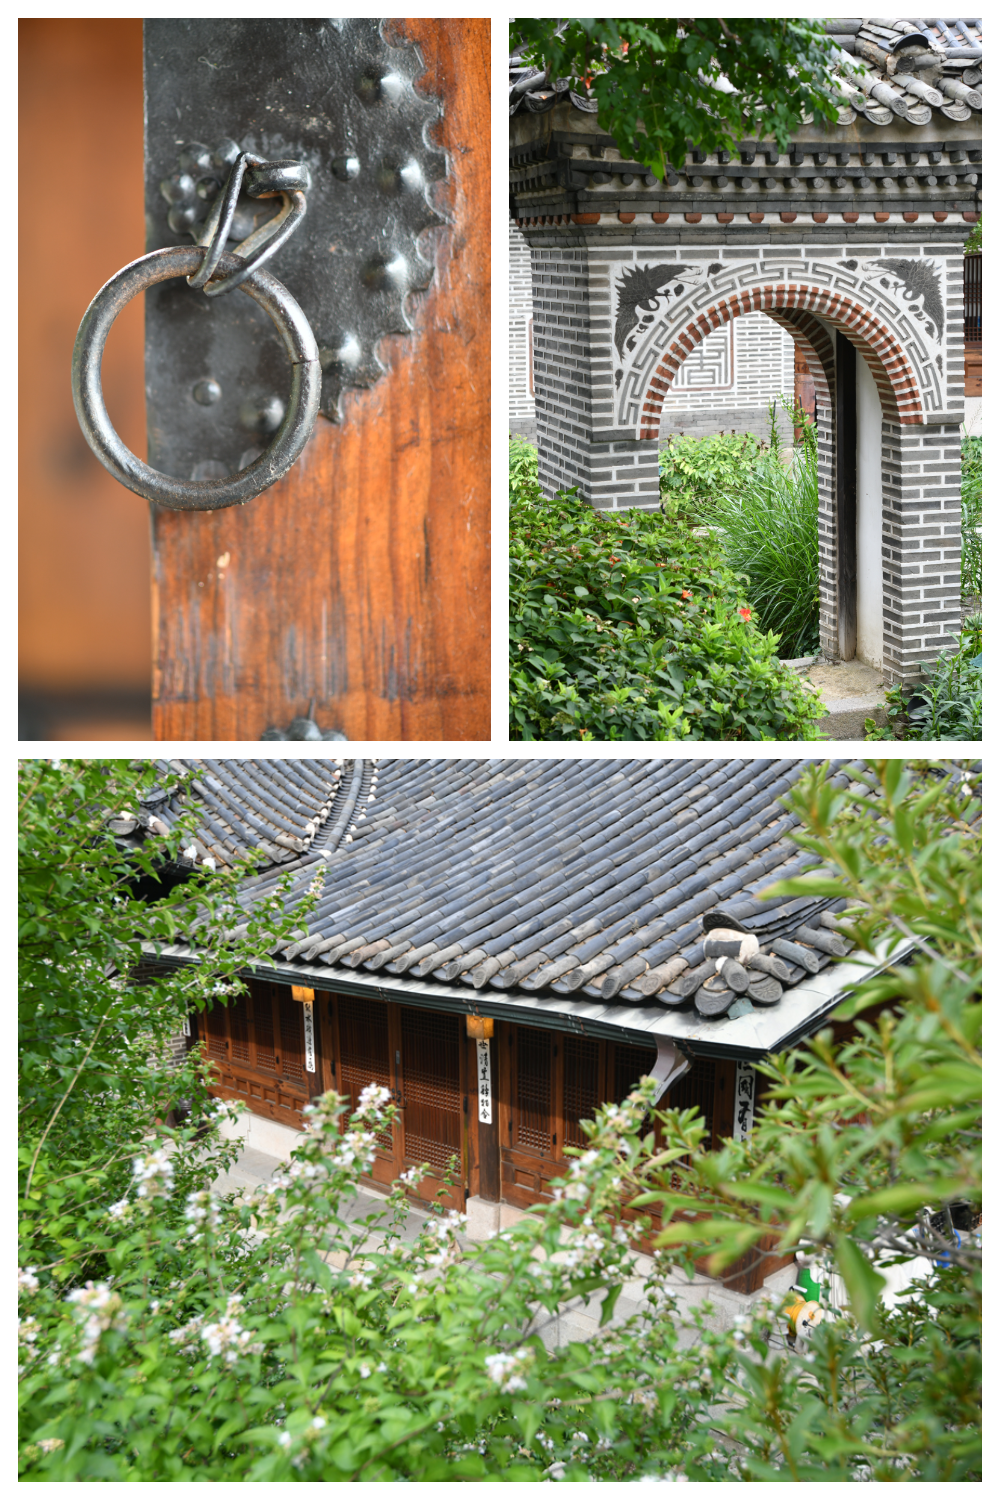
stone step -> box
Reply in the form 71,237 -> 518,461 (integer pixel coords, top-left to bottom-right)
781,657 -> 888,739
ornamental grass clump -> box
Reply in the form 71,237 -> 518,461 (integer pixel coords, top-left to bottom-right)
961,434 -> 981,603
712,401 -> 820,659
509,440 -> 824,741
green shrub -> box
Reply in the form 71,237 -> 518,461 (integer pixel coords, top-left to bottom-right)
865,616 -> 982,741
658,429 -> 767,520
961,434 -> 981,601
509,432 -> 539,502
713,406 -> 820,659
509,475 -> 825,741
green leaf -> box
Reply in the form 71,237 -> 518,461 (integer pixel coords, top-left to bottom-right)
834,1234 -> 886,1334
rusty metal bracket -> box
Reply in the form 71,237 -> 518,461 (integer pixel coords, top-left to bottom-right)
142,18 -> 446,485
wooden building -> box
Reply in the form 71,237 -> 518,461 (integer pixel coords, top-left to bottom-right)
131,757 -> 908,1292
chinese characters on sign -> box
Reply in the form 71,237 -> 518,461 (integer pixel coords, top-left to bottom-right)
733,1060 -> 755,1142
476,1039 -> 492,1124
302,1000 -> 316,1074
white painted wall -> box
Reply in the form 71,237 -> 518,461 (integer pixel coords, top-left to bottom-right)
855,353 -> 884,670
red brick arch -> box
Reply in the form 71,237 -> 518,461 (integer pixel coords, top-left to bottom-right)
639,283 -> 924,439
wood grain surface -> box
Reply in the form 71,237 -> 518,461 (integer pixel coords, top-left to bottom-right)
151,18 -> 490,742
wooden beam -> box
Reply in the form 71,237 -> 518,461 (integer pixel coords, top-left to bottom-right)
150,18 -> 490,740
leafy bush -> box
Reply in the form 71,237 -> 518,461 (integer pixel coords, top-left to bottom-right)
865,617 -> 982,741
713,410 -> 820,658
510,477 -> 825,741
961,434 -> 982,601
658,429 -> 767,521
19,758 -> 981,1481
509,432 -> 539,501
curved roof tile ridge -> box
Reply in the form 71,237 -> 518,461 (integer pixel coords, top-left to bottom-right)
217,758 -> 885,1032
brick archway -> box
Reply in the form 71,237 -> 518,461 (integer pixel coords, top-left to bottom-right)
639,284 -> 923,440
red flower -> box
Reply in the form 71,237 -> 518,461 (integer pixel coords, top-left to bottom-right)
681,590 -> 692,600
608,556 -> 620,564
738,606 -> 752,621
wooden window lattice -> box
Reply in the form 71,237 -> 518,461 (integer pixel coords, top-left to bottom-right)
401,1008 -> 462,1171
516,1027 -> 552,1153
337,994 -> 393,1151
964,253 -> 981,344
563,1035 -> 601,1150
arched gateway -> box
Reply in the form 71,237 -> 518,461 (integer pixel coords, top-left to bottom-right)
509,18 -> 981,683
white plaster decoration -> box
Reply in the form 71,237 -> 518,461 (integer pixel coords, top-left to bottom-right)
607,252 -> 947,432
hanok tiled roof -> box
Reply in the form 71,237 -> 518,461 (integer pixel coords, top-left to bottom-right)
509,18 -> 982,128
198,758 -> 882,1038
106,758 -> 351,870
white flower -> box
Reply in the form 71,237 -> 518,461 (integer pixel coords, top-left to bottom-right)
37,1438 -> 64,1454
359,1364 -> 371,1379
399,1165 -> 427,1188
184,1190 -> 221,1237
357,1082 -> 392,1117
18,1267 -> 39,1294
107,1198 -> 131,1222
278,1431 -> 292,1448
545,1461 -> 567,1480
311,1415 -> 326,1430
348,1271 -> 373,1290
132,1145 -> 175,1201
484,1347 -> 533,1394
66,1281 -> 127,1364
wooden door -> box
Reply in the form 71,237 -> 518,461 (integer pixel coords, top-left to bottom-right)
199,979 -> 314,1128
148,18 -> 490,741
334,992 -> 401,1191
398,1006 -> 466,1213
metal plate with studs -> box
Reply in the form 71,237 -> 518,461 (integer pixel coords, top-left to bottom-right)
144,18 -> 446,482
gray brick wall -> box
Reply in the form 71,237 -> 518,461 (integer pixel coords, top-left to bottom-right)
520,222 -> 967,676
509,225 -> 536,440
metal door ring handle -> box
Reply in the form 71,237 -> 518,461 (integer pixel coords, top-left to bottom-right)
71,244 -> 321,512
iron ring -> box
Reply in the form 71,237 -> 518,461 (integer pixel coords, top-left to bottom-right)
71,245 -> 321,512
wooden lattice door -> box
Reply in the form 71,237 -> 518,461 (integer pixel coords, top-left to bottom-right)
335,993 -> 401,1190
399,1007 -> 466,1212
199,980 -> 314,1128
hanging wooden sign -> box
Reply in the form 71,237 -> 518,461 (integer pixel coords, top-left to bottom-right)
476,1038 -> 492,1124
733,1060 -> 755,1142
303,999 -> 316,1075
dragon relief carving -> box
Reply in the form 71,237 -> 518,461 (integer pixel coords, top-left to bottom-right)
851,258 -> 945,344
613,262 -> 723,366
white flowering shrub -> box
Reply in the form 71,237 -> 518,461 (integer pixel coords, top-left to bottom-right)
18,759 -> 980,1480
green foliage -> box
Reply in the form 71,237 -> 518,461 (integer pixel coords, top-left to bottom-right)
964,217 -> 981,254
509,469 -> 825,740
658,429 -> 766,521
633,759 -> 981,1479
865,618 -> 982,741
508,431 -> 539,501
18,759 -> 323,1276
961,433 -> 981,601
511,19 -> 846,179
18,759 -> 981,1480
713,404 -> 820,658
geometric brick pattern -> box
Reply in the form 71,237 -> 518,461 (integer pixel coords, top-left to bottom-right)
669,320 -> 734,391
640,282 -> 925,437
509,224 -> 537,438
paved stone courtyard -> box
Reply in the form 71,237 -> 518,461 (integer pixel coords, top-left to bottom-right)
214,1136 -> 799,1350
